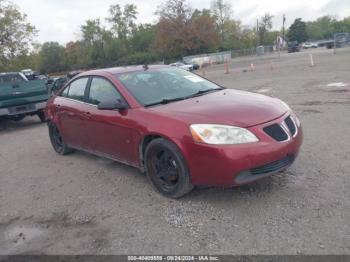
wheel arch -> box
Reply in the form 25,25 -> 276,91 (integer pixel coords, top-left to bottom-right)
138,132 -> 185,172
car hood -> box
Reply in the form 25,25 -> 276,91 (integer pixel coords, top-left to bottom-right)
149,89 -> 289,127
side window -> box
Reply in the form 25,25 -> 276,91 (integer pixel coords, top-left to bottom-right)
88,77 -> 122,105
66,78 -> 89,101
61,85 -> 69,97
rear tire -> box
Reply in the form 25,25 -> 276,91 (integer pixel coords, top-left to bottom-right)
11,115 -> 25,122
38,111 -> 46,123
48,122 -> 73,155
144,138 -> 194,198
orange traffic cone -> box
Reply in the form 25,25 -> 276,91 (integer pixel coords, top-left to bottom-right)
309,54 -> 315,67
250,63 -> 255,72
225,60 -> 230,74
201,63 -> 206,76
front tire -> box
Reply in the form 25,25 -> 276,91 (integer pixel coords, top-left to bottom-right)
144,138 -> 194,198
48,122 -> 73,155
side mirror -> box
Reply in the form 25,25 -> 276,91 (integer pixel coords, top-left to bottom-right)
97,99 -> 127,111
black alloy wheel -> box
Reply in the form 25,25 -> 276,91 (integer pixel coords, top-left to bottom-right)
48,122 -> 73,155
145,138 -> 193,198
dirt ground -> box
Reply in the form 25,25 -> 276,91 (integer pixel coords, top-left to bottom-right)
0,47 -> 349,255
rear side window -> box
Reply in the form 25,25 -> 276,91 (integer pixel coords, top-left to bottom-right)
0,73 -> 26,83
88,77 -> 122,105
64,78 -> 89,101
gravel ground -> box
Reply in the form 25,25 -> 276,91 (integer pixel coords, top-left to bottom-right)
0,48 -> 349,255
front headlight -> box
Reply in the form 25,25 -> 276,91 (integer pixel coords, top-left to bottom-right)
190,124 -> 259,145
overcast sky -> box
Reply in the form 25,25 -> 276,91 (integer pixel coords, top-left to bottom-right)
11,0 -> 350,44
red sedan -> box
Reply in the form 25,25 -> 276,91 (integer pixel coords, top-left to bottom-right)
45,65 -> 302,198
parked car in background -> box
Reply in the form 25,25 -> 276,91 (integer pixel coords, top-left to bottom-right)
326,33 -> 350,49
45,65 -> 302,198
182,61 -> 200,70
67,70 -> 83,79
21,69 -> 35,80
49,76 -> 68,95
47,70 -> 83,96
0,72 -> 49,122
36,74 -> 48,80
302,42 -> 318,49
170,62 -> 194,71
287,41 -> 301,53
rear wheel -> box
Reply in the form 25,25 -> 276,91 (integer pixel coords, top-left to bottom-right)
145,138 -> 194,198
11,115 -> 25,122
48,122 -> 73,155
38,111 -> 46,123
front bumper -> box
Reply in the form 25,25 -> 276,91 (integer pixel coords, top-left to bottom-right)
0,101 -> 47,117
179,113 -> 303,187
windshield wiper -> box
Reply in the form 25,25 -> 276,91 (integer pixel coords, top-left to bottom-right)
145,97 -> 185,107
186,87 -> 225,98
145,87 -> 226,107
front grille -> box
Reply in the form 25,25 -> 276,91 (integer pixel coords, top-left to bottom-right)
234,155 -> 295,184
250,155 -> 295,175
263,124 -> 288,142
285,116 -> 297,136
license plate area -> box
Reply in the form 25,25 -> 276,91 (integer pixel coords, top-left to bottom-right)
8,104 -> 36,115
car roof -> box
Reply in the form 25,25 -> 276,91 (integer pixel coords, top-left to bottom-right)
80,65 -> 170,76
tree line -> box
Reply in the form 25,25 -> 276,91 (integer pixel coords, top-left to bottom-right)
1,0 -> 350,74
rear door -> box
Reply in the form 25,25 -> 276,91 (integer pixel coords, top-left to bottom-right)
83,76 -> 138,165
55,77 -> 91,149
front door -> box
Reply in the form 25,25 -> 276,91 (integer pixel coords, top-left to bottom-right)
84,77 -> 138,165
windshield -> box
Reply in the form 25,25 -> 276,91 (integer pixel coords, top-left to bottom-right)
116,68 -> 223,107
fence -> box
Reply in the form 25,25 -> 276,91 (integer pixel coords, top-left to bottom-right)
183,51 -> 231,66
183,46 -> 276,66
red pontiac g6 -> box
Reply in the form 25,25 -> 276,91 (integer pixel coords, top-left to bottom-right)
45,66 -> 303,198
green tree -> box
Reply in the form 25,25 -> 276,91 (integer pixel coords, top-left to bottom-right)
131,24 -> 156,52
38,42 -> 66,73
81,19 -> 104,44
333,17 -> 350,34
0,0 -> 37,68
80,19 -> 109,67
306,16 -> 350,40
106,4 -> 138,41
288,18 -> 308,42
258,13 -> 273,45
211,0 -> 232,44
64,41 -> 87,70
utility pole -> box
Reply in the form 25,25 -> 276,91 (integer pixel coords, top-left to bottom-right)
257,18 -> 259,47
282,14 -> 286,42
282,14 -> 286,40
